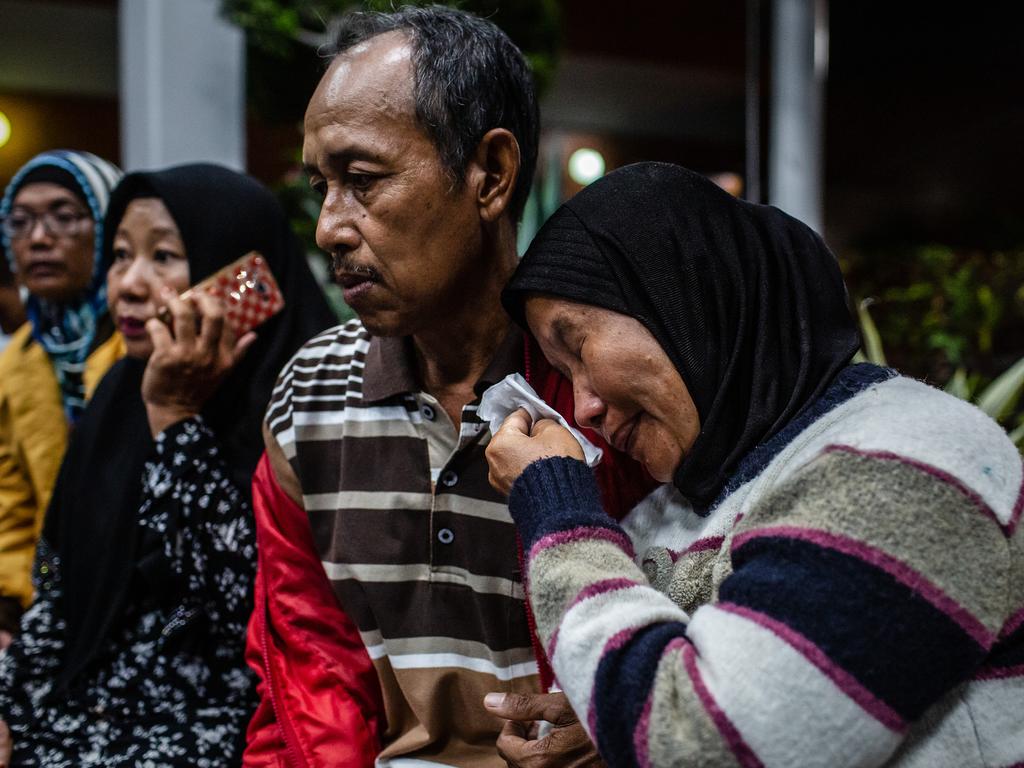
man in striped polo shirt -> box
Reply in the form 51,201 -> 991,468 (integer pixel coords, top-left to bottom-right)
243,7 -> 631,767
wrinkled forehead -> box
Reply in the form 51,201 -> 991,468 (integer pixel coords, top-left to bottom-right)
306,32 -> 417,130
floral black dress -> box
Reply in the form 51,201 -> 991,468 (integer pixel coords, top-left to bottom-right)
0,417 -> 257,767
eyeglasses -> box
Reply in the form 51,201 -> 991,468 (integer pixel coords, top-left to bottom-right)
1,208 -> 91,240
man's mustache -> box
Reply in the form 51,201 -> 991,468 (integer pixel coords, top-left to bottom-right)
331,254 -> 382,283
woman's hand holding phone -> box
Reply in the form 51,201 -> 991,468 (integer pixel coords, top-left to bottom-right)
142,287 -> 257,438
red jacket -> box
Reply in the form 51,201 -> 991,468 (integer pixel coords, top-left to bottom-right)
243,338 -> 657,767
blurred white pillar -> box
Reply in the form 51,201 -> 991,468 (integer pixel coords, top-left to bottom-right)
119,0 -> 245,171
769,0 -> 828,233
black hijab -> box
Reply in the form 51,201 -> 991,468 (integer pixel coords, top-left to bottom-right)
43,163 -> 337,691
503,162 -> 860,509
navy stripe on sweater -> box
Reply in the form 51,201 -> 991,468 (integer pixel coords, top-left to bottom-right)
510,456 -> 619,553
724,535 -> 987,720
591,621 -> 689,767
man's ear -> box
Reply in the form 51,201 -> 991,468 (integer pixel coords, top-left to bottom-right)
468,128 -> 521,223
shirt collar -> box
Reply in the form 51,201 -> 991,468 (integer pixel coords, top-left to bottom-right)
362,335 -> 418,402
361,328 -> 524,403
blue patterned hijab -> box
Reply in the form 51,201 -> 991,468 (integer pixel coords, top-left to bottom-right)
0,150 -> 123,423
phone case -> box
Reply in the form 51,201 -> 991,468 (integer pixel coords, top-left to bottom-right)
177,251 -> 285,336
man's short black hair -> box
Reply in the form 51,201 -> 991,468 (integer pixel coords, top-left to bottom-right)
331,5 -> 539,222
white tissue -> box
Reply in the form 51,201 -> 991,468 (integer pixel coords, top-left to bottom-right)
478,373 -> 603,467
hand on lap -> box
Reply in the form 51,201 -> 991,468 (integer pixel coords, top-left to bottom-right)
484,691 -> 605,767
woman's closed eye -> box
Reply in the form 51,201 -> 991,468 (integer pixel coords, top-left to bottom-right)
575,334 -> 588,362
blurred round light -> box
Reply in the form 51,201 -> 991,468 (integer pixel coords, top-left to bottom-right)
708,171 -> 743,198
568,147 -> 605,186
0,111 -> 11,149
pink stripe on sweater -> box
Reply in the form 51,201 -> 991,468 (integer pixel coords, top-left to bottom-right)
732,526 -> 995,649
682,642 -> 764,768
973,663 -> 1024,681
545,626 -> 560,663
546,578 -> 641,660
683,536 -> 726,555
657,537 -> 724,565
632,691 -> 655,768
717,602 -> 906,732
573,577 -> 643,605
824,443 -> 1020,536
529,525 -> 635,563
1002,605 -> 1024,640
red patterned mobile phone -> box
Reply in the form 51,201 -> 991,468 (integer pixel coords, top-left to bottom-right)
178,251 -> 285,336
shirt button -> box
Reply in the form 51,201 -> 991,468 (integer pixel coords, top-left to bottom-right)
440,470 -> 458,487
437,527 -> 455,545
420,404 -> 436,421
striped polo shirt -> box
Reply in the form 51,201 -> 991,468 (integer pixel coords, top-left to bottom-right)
265,319 -> 540,768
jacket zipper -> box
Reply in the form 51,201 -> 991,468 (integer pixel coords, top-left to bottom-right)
260,597 -> 310,768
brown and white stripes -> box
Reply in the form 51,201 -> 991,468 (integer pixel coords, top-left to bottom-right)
266,319 -> 539,768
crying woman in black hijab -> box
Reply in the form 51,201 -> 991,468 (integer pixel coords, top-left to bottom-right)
484,163 -> 1023,767
490,161 -> 860,506
0,164 -> 336,767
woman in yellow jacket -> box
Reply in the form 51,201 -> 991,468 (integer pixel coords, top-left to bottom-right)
0,151 -> 122,644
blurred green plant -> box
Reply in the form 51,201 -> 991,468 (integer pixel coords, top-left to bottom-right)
842,244 -> 1024,385
856,297 -> 1024,449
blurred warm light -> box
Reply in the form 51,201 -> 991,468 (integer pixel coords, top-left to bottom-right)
0,111 -> 11,150
709,172 -> 744,198
568,147 -> 605,186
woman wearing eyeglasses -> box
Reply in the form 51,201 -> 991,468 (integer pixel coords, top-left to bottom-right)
0,151 -> 123,646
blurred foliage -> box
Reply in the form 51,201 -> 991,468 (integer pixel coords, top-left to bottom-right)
848,245 -> 1024,447
842,244 -> 1024,381
221,0 -> 561,124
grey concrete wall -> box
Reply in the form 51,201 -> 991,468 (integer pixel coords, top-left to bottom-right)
119,0 -> 245,171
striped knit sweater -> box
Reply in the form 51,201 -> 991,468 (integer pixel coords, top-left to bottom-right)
510,364 -> 1024,768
